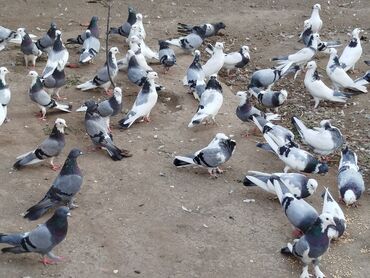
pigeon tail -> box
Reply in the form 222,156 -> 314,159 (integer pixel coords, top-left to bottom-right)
256,143 -> 275,153
291,116 -> 307,137
244,172 -> 271,187
24,198 -> 55,221
103,143 -> 131,161
188,113 -> 208,128
13,152 -> 41,170
165,38 -> 181,48
173,155 -> 196,167
76,80 -> 97,91
55,103 -> 72,113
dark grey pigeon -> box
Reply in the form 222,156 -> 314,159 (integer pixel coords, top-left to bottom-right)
337,146 -> 365,206
281,213 -> 335,278
185,50 -> 205,89
84,100 -> 131,160
158,40 -> 176,71
24,149 -> 83,221
20,28 -> 42,67
0,207 -> 70,265
13,118 -> 67,171
250,87 -> 288,109
272,177 -> 319,235
110,6 -> 136,37
42,68 -> 66,100
248,66 -> 299,90
244,171 -> 318,199
67,16 -> 99,44
127,50 -> 147,86
165,25 -> 207,52
28,71 -> 71,119
177,22 -> 225,38
36,22 -> 57,53
173,133 -> 236,177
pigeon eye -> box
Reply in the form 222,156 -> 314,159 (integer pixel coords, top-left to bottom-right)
326,217 -> 329,220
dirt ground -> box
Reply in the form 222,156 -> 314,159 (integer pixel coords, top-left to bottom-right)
0,0 -> 369,277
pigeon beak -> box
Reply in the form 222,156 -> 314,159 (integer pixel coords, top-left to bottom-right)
76,105 -> 88,112
63,123 -> 68,128
79,151 -> 84,155
67,212 -> 71,217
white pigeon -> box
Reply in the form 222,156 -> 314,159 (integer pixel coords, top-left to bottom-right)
131,13 -> 146,40
118,71 -> 158,129
339,28 -> 363,72
304,60 -> 349,108
307,4 -> 322,33
0,67 -> 11,124
291,117 -> 344,156
202,42 -> 225,78
222,45 -> 250,74
132,33 -> 159,61
326,48 -> 367,93
188,75 -> 223,127
128,36 -> 153,71
322,188 -> 346,240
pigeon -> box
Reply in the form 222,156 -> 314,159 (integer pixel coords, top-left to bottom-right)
158,40 -> 176,71
19,28 -> 42,67
235,92 -> 280,124
35,22 -> 57,53
304,60 -> 350,108
299,22 -> 341,52
118,72 -> 158,129
126,50 -> 148,86
248,65 -> 299,90
339,28 -> 363,71
76,47 -> 119,93
13,118 -> 67,170
110,6 -> 136,37
188,75 -> 223,127
84,100 -> 131,160
131,13 -> 146,40
77,87 -> 122,128
192,79 -> 206,101
28,71 -> 72,119
222,45 -> 250,74
127,24 -> 145,44
322,188 -> 346,239
177,22 -> 226,38
281,213 -> 335,278
66,16 -> 99,44
307,4 -> 322,34
0,67 -> 11,124
41,68 -> 66,100
249,87 -> 288,110
24,148 -> 83,221
129,33 -> 159,61
128,36 -> 153,71
272,33 -> 320,68
79,29 -> 100,64
165,25 -> 207,52
292,117 -> 344,156
184,50 -> 205,89
173,133 -> 236,177
202,42 -> 225,78
0,25 -> 17,51
326,48 -> 367,93
273,177 -> 319,234
0,206 -> 70,265
262,131 -> 328,174
337,146 -> 365,206
354,70 -> 370,86
252,116 -> 294,146
42,30 -> 69,79
244,171 -> 318,199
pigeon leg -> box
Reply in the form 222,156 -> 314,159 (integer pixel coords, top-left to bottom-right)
300,265 -> 311,278
68,198 -> 79,209
40,253 -> 64,265
283,166 -> 290,173
54,88 -> 66,100
292,228 -> 303,238
87,145 -> 100,152
313,260 -> 325,278
50,157 -> 61,171
32,55 -> 37,67
313,98 -> 320,109
24,55 -> 28,68
216,167 -> 224,174
208,168 -> 218,178
105,88 -> 113,97
143,115 -> 151,122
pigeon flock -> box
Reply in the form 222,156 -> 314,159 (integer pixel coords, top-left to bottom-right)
0,2 -> 368,277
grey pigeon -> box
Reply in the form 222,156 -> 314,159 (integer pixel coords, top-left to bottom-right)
67,16 -> 99,44
261,131 -> 328,174
76,47 -> 119,93
165,25 -> 207,52
0,25 -> 17,51
42,31 -> 69,79
249,87 -> 288,110
244,171 -> 318,199
354,70 -> 370,87
159,40 -> 176,71
0,67 -> 11,124
292,117 -> 344,156
184,50 -> 205,90
337,146 -> 365,206
13,118 -> 67,170
322,188 -> 346,239
79,29 -> 100,64
24,149 -> 83,221
19,28 -> 42,67
36,22 -> 57,53
252,116 -> 294,146
84,100 -> 131,160
119,72 -> 158,129
273,177 -> 319,235
173,133 -> 236,177
177,22 -> 225,38
126,49 -> 148,86
41,68 -> 66,100
28,71 -> 72,119
0,207 -> 70,265
281,213 -> 335,278
110,7 -> 136,37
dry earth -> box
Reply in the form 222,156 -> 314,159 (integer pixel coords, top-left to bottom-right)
0,0 -> 369,277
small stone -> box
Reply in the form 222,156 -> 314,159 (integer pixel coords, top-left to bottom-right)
113,270 -> 119,274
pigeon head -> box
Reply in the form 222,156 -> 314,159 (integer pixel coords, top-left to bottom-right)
215,22 -> 226,30
280,89 -> 288,100
110,47 -> 120,55
306,60 -> 316,70
113,87 -> 122,98
327,47 -> 337,56
27,70 -> 39,79
312,3 -> 321,10
85,29 -> 92,39
205,75 -> 222,91
16,28 -> 26,37
214,42 -> 224,50
351,28 -> 363,38
0,67 -> 9,76
55,30 -> 62,38
55,118 -> 67,131
136,13 -> 143,21
84,100 -> 98,112
316,162 -> 329,174
339,146 -> 358,170
147,71 -> 158,80
307,179 -> 318,195
54,206 -> 71,218
128,6 -> 136,13
89,16 -> 99,29
236,91 -> 247,100
303,19 -> 311,29
215,133 -> 229,141
129,35 -> 141,45
343,190 -> 357,206
241,45 -> 250,54
68,148 -> 84,159
318,213 -> 336,232
48,23 -> 58,38
159,40 -> 170,49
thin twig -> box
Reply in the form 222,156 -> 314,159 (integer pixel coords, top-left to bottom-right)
104,0 -> 116,88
